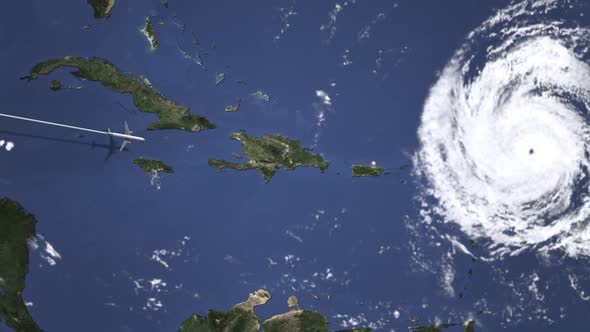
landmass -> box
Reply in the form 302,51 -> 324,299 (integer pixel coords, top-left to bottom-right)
179,290 -> 477,332
178,291 -> 374,332
0,198 -> 42,332
50,80 -> 61,91
352,165 -> 384,177
251,90 -> 270,102
87,0 -> 116,18
208,132 -> 329,182
262,309 -> 330,332
409,321 -> 475,332
141,17 -> 158,51
22,56 -> 215,132
133,158 -> 173,174
179,289 -> 270,332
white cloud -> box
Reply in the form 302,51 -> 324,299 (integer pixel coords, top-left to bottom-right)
315,90 -> 332,106
274,4 -> 298,42
30,235 -> 62,266
414,1 -> 590,258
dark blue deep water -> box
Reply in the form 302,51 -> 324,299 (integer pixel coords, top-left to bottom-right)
1,1 -> 589,331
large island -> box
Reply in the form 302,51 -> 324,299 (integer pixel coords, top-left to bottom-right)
208,132 -> 329,182
352,165 -> 384,177
133,158 -> 173,174
23,56 -> 215,132
0,198 -> 42,332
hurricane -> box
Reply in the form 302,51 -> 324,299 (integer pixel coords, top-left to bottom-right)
414,0 -> 590,258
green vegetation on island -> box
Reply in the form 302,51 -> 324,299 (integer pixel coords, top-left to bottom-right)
23,56 -> 215,132
0,198 -> 42,332
133,158 -> 173,174
208,132 -> 329,182
87,0 -> 116,18
179,289 -> 270,332
352,165 -> 384,177
251,90 -> 270,102
49,80 -> 61,91
141,17 -> 158,51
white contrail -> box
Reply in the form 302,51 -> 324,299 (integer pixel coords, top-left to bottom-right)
0,112 -> 145,142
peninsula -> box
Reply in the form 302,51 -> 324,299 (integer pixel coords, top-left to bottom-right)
87,0 -> 116,18
179,289 -> 270,332
178,290 -> 477,332
208,132 -> 329,182
23,56 -> 215,132
0,198 -> 42,332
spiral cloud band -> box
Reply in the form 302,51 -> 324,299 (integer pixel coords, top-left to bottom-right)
414,0 -> 590,258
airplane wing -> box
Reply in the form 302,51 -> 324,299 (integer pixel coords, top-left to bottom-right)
124,121 -> 130,135
120,139 -> 130,152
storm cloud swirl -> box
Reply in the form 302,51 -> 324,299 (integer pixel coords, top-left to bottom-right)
414,0 -> 590,258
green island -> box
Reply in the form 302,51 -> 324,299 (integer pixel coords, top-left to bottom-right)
352,165 -> 384,177
87,0 -> 116,18
49,80 -> 61,91
0,198 -> 42,332
133,158 -> 173,174
208,132 -> 329,182
178,290 -> 475,332
22,56 -> 215,132
141,17 -> 158,51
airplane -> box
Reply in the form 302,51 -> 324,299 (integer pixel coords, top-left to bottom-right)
108,121 -> 142,151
